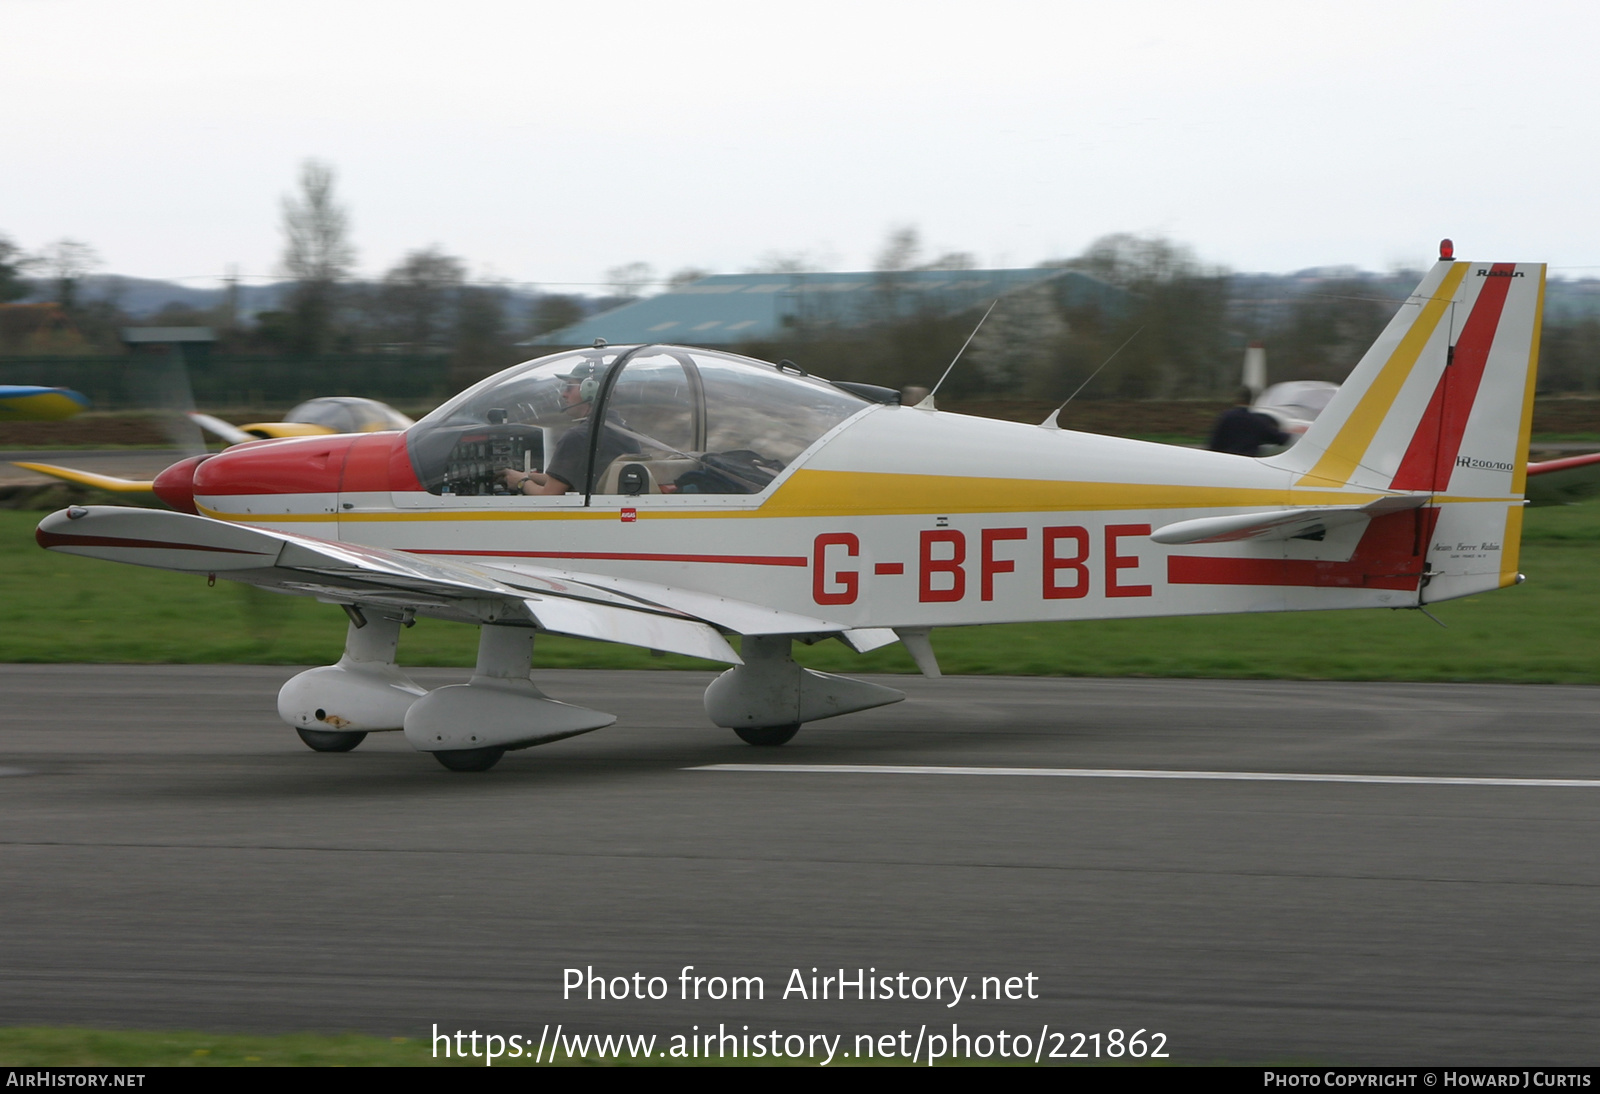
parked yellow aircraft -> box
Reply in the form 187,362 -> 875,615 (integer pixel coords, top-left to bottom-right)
14,397 -> 415,494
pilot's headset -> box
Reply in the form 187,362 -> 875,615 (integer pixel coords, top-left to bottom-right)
562,360 -> 604,403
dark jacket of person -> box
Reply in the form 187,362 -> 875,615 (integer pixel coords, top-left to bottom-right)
1208,406 -> 1289,457
544,410 -> 632,492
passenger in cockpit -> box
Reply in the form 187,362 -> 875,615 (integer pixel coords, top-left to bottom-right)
501,360 -> 630,495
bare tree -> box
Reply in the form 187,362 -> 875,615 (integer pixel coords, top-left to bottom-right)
966,284 -> 1068,392
528,294 -> 587,338
281,160 -> 354,282
874,225 -> 921,272
746,250 -> 819,274
922,250 -> 976,271
0,234 -> 34,303
605,261 -> 655,300
1069,233 -> 1198,288
452,281 -> 511,384
279,159 -> 354,354
1059,233 -> 1232,398
666,267 -> 710,290
378,246 -> 465,347
35,238 -> 101,310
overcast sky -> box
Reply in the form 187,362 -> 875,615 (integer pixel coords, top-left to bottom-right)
6,0 -> 1598,289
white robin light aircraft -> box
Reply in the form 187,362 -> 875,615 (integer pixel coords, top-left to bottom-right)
36,246 -> 1546,772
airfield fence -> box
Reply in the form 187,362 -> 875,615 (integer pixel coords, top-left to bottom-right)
0,354 -> 456,410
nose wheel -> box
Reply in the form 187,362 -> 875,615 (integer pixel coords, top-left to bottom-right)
733,723 -> 800,746
295,728 -> 368,753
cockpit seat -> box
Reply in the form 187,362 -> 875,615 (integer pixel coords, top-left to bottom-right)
596,455 -> 700,495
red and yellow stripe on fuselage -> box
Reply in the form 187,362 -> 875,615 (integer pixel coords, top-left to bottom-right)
188,410 -> 1508,631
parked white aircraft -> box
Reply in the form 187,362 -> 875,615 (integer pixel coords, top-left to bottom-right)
36,251 -> 1546,771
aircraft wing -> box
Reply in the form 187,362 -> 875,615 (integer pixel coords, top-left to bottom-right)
1150,495 -> 1427,545
36,505 -> 741,664
1526,452 -> 1600,507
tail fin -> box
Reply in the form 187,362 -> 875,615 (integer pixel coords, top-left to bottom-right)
1268,259 -> 1545,495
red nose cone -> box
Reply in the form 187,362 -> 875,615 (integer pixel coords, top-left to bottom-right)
152,453 -> 214,514
194,434 -> 362,499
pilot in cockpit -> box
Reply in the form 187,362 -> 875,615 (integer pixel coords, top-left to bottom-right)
500,360 -> 629,495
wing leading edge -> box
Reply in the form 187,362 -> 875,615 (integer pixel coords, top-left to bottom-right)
36,505 -> 742,664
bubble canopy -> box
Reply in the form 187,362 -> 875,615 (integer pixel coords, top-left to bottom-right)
405,345 -> 872,497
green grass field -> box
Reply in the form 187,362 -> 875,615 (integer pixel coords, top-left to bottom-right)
3,505 -> 1597,682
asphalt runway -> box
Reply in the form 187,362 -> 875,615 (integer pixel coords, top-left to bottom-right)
1,665 -> 1597,1065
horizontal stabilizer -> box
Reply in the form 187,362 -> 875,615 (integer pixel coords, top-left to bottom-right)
1150,495 -> 1426,545
1526,452 -> 1600,507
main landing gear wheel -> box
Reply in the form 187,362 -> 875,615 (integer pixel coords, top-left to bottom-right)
432,746 -> 507,772
295,728 -> 368,753
734,723 -> 800,747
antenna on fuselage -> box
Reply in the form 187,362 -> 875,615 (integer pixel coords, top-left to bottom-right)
1039,326 -> 1145,430
914,299 -> 999,410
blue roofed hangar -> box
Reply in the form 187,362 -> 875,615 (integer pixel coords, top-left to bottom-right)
527,267 -> 1123,348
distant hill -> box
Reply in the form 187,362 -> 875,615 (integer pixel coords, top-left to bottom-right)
14,276 -> 289,319
13,276 -> 553,321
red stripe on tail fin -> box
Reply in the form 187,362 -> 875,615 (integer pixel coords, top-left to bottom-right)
1389,264 -> 1516,491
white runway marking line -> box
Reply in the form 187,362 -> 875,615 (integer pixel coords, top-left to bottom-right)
688,764 -> 1600,788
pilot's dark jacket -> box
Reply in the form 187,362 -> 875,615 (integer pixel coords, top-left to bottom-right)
1208,406 -> 1289,457
544,411 -> 631,491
